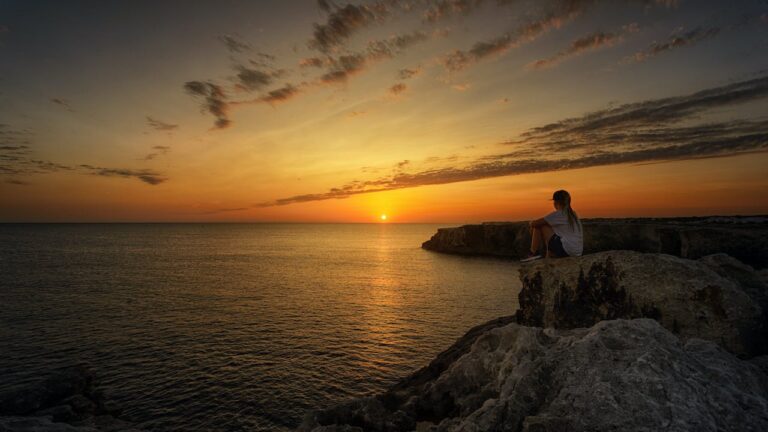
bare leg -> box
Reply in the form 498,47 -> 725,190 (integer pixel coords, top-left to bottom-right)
530,225 -> 555,253
530,226 -> 542,254
540,225 -> 555,257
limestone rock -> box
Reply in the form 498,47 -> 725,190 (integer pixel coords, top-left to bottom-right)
516,250 -> 767,356
421,217 -> 768,269
299,319 -> 768,432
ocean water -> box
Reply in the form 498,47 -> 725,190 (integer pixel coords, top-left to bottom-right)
0,224 -> 521,431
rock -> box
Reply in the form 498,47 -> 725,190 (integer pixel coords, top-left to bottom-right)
0,365 -> 94,416
421,217 -> 768,269
752,356 -> 768,376
0,365 -> 142,432
299,319 -> 768,432
34,404 -> 78,423
699,253 -> 768,311
516,250 -> 767,357
0,416 -> 99,431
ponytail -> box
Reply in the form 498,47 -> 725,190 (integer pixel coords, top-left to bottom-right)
553,190 -> 581,231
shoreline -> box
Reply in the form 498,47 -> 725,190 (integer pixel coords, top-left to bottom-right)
300,218 -> 768,431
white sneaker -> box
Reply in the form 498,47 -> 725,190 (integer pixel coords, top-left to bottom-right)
520,253 -> 543,263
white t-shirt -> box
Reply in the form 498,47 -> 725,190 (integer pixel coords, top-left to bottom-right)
544,209 -> 583,257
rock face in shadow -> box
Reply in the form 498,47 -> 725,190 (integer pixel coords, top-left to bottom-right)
517,250 -> 768,357
0,364 -> 142,432
298,319 -> 768,432
421,217 -> 768,269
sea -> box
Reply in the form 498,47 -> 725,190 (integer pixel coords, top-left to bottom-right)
0,223 -> 522,431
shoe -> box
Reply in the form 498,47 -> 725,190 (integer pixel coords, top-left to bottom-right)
520,252 -> 542,263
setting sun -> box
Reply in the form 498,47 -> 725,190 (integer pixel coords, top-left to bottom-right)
380,214 -> 388,221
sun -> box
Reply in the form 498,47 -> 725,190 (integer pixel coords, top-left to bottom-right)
380,214 -> 388,221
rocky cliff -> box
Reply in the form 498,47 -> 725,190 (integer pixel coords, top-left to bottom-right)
299,319 -> 768,432
421,216 -> 768,269
300,248 -> 768,431
516,251 -> 768,357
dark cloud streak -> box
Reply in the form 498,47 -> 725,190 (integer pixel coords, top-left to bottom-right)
183,81 -> 231,129
256,75 -> 768,207
146,116 -> 178,131
627,27 -> 720,62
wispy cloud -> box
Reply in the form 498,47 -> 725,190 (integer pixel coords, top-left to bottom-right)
187,24 -> 430,128
440,2 -> 583,72
389,83 -> 407,95
50,98 -> 74,112
309,2 -> 388,53
256,75 -> 768,206
146,116 -> 178,131
143,145 -> 171,161
1,124 -> 168,186
79,165 -> 167,185
259,84 -> 302,104
397,67 -> 421,79
528,26 -> 632,69
219,34 -> 251,53
183,81 -> 231,129
423,0 -> 485,23
299,57 -> 326,68
626,26 -> 720,62
234,65 -> 288,91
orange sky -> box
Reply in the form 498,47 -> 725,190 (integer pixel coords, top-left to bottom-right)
1,0 -> 768,222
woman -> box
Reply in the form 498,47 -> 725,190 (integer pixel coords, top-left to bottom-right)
520,190 -> 583,262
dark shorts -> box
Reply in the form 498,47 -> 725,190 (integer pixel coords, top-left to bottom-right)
547,234 -> 569,257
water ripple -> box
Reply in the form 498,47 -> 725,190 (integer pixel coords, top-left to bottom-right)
0,224 -> 520,431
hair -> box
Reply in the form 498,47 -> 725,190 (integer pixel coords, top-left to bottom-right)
553,190 -> 581,231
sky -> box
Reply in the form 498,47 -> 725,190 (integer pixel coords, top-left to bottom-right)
1,0 -> 767,223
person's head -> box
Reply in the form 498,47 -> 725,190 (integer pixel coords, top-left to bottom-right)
551,189 -> 581,230
551,190 -> 570,210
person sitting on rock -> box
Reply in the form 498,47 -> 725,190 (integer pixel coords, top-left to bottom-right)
521,189 -> 583,262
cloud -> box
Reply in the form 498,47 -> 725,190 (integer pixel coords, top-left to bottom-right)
529,30 -> 623,69
1,124 -> 167,185
183,81 -> 231,129
143,145 -> 171,161
146,116 -> 178,131
256,74 -> 768,207
389,83 -> 407,95
440,4 -> 579,72
5,178 -> 30,186
511,75 -> 768,144
219,34 -> 251,53
423,0 -> 485,22
299,57 -> 326,68
259,84 -> 302,104
198,207 -> 250,215
235,66 -> 275,91
79,165 -> 167,185
397,67 -> 421,79
320,53 -> 369,83
50,98 -> 74,111
320,30 -> 429,84
627,27 -> 720,62
309,3 -> 383,53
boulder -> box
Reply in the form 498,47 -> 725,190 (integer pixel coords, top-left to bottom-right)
299,319 -> 768,432
421,217 -> 768,269
0,365 -> 141,432
516,250 -> 767,357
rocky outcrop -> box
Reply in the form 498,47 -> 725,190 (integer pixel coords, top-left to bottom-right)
298,319 -> 768,432
517,250 -> 768,357
421,216 -> 768,268
0,364 -> 142,432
